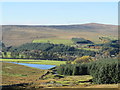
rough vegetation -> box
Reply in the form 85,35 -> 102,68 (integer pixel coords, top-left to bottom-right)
2,62 -> 119,89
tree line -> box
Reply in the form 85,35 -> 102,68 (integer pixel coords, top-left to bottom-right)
1,39 -> 119,60
2,43 -> 96,60
56,58 -> 120,84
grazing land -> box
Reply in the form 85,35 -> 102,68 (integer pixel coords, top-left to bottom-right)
0,59 -> 66,66
33,39 -> 74,45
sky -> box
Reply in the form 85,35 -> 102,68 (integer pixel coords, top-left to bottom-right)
1,2 -> 118,25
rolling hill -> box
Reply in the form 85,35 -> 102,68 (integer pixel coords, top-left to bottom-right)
2,23 -> 118,46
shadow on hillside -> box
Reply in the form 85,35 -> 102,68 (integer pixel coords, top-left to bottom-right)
1,83 -> 30,90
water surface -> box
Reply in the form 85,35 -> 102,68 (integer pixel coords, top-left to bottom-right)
4,62 -> 56,70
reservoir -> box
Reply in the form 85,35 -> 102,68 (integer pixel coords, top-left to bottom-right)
3,62 -> 56,70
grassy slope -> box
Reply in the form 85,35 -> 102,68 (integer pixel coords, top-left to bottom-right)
32,39 -> 74,45
2,62 -> 45,86
3,24 -> 118,46
0,59 -> 66,66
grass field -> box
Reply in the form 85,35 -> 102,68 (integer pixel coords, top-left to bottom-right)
78,48 -> 100,51
32,39 -> 74,45
0,59 -> 66,66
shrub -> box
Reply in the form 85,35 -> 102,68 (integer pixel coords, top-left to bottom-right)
73,56 -> 93,64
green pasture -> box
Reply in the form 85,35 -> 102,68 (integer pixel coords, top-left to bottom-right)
0,59 -> 66,66
78,48 -> 100,51
32,39 -> 74,45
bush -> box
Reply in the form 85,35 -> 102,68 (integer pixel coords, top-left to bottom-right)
73,56 -> 93,64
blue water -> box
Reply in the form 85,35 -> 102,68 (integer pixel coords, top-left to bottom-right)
7,62 -> 56,70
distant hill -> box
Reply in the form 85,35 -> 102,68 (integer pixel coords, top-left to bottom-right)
41,23 -> 117,32
2,23 -> 118,46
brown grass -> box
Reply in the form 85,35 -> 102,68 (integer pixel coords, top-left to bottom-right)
2,62 -> 45,86
2,24 -> 118,46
